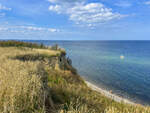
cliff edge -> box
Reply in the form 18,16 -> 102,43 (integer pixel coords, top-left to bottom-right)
0,41 -> 149,113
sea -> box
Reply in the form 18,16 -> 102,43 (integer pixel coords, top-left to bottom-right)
25,40 -> 150,105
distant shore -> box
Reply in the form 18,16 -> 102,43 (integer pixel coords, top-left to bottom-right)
86,81 -> 136,105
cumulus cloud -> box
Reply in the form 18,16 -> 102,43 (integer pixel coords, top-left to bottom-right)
0,4 -> 11,11
48,1 -> 125,27
68,3 -> 124,24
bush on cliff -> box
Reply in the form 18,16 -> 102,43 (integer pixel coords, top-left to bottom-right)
0,40 -> 47,49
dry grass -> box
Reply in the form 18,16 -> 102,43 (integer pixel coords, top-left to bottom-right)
0,46 -> 150,113
33,48 -> 61,56
0,47 -> 49,113
46,68 -> 150,113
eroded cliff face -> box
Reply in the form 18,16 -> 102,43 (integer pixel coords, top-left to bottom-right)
12,48 -> 76,75
45,53 -> 77,75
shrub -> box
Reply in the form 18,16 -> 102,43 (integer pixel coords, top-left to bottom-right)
0,40 -> 47,49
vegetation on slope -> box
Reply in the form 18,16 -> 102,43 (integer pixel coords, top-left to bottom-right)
0,40 -> 46,49
0,41 -> 150,113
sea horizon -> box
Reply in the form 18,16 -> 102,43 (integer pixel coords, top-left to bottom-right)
2,39 -> 150,41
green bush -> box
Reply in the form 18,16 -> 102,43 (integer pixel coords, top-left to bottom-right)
0,40 -> 47,49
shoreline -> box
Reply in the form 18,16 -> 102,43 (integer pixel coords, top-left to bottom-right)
85,81 -> 137,105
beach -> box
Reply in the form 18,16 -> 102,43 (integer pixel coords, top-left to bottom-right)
86,81 -> 136,105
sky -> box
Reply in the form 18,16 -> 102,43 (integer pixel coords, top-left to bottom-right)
0,0 -> 150,40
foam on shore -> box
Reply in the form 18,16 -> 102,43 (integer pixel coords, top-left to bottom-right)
86,81 -> 136,105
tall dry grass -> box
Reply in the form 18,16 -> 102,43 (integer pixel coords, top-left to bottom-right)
105,106 -> 150,113
0,47 -> 47,113
46,66 -> 150,113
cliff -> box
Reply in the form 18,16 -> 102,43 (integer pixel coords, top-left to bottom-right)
0,41 -> 149,113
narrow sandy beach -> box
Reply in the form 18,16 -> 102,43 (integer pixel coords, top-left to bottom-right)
86,81 -> 136,105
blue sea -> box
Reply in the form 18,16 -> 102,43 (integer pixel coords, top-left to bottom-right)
26,40 -> 150,105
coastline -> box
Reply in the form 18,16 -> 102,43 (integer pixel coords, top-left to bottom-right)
85,81 -> 136,105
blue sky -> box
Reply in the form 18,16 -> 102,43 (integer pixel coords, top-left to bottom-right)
0,0 -> 150,40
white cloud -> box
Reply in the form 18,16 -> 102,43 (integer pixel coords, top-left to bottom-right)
49,5 -> 62,14
0,4 -> 11,18
48,28 -> 59,32
145,1 -> 150,5
0,25 -> 64,39
68,3 -> 124,24
21,26 -> 59,32
21,26 -> 44,31
0,4 -> 11,11
48,1 -> 125,27
0,26 -> 60,33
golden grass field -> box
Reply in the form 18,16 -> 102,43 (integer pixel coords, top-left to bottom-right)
0,46 -> 150,113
